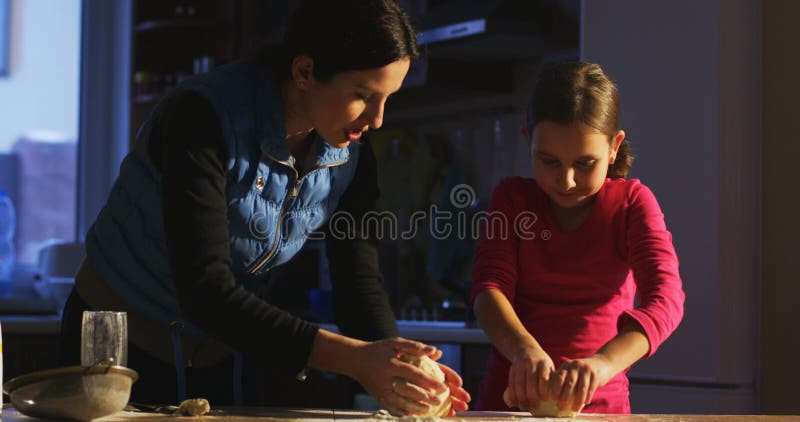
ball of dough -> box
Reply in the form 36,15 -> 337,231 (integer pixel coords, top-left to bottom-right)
502,387 -> 581,418
177,398 -> 211,416
386,354 -> 451,417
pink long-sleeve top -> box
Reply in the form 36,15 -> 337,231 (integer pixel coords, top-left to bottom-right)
470,177 -> 685,414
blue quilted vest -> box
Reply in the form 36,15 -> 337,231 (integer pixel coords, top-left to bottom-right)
85,59 -> 360,341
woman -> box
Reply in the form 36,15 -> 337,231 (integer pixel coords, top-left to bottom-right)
59,0 -> 470,414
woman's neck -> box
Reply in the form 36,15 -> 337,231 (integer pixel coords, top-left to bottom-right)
281,81 -> 313,154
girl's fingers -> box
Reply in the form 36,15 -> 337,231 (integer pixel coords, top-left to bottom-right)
525,369 -> 539,408
558,370 -> 578,410
548,369 -> 566,400
537,363 -> 552,401
512,370 -> 526,409
573,372 -> 590,412
586,374 -> 600,406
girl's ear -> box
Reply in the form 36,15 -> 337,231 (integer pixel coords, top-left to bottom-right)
610,130 -> 626,161
291,55 -> 315,90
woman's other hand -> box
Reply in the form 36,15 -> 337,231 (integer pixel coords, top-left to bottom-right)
434,359 -> 471,415
351,337 -> 448,415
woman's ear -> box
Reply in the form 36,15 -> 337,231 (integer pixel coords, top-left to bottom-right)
291,55 -> 314,90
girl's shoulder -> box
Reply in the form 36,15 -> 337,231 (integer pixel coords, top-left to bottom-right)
600,178 -> 661,210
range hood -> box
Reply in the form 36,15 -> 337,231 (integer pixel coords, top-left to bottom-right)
415,0 -> 545,61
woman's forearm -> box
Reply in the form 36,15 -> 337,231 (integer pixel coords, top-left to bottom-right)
306,329 -> 366,378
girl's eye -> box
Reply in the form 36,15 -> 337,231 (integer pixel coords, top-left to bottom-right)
541,159 -> 560,167
577,160 -> 596,169
356,93 -> 371,102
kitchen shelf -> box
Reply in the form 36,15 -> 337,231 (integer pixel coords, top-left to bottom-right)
134,18 -> 233,33
384,87 -> 529,125
131,93 -> 162,105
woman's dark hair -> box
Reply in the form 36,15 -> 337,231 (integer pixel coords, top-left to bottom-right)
272,0 -> 418,82
526,61 -> 633,178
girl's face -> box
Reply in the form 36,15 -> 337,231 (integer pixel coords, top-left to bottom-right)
529,121 -> 623,210
300,57 -> 410,149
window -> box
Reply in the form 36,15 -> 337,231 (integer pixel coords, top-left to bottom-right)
0,0 -> 81,291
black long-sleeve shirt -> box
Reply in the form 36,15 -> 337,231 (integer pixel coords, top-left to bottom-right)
149,91 -> 397,375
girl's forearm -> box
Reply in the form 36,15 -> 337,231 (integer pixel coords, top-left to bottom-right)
473,289 -> 544,361
593,322 -> 650,377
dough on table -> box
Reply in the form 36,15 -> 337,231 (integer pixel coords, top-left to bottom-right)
502,387 -> 582,418
177,398 -> 211,416
385,355 -> 451,417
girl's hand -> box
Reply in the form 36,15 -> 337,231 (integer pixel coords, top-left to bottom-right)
548,355 -> 615,412
505,345 -> 555,410
434,359 -> 472,415
351,338 -> 449,415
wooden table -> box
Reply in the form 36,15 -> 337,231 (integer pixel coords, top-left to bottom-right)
2,408 -> 798,421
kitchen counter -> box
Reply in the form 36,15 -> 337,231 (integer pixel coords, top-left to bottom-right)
1,408 -> 797,421
321,321 -> 489,344
0,316 -> 490,343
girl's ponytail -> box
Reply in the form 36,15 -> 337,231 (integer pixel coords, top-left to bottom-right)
608,139 -> 633,179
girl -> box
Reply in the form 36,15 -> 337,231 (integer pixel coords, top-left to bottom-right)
471,61 -> 684,414
59,0 -> 469,414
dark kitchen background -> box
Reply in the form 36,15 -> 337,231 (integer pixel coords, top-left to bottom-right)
0,0 -> 794,415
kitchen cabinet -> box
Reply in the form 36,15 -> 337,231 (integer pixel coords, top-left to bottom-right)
128,0 -> 266,147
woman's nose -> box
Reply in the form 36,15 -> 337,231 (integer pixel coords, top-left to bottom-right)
365,100 -> 385,129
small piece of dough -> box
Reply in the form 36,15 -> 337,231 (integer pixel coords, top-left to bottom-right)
177,398 -> 211,416
385,355 -> 451,417
502,388 -> 581,418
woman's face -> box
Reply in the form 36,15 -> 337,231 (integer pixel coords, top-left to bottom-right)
530,121 -> 618,210
302,57 -> 410,149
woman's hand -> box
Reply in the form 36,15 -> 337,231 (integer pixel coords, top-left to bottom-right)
505,345 -> 555,410
431,354 -> 471,415
350,337 -> 448,415
548,355 -> 615,412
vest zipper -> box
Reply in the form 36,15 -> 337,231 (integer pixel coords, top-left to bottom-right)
248,153 -> 349,274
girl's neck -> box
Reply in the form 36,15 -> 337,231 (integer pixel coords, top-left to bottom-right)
549,196 -> 596,233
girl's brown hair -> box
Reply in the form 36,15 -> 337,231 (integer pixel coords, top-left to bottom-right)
526,61 -> 632,178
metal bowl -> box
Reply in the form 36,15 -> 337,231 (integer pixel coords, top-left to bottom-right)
3,360 -> 138,421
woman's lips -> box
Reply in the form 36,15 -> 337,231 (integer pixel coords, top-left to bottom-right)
345,129 -> 364,141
